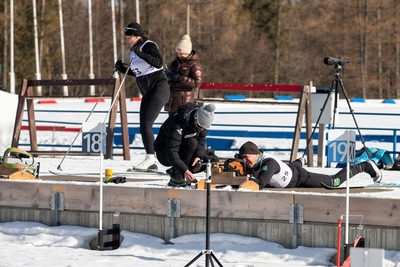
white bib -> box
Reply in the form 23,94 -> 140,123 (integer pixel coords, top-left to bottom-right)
255,153 -> 293,188
129,40 -> 162,77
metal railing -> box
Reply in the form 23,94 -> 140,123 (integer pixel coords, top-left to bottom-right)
18,109 -> 400,160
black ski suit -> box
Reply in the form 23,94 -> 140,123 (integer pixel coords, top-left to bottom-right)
116,39 -> 170,154
154,103 -> 207,175
251,153 -> 375,189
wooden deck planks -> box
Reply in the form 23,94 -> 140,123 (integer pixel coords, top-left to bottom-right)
0,179 -> 397,227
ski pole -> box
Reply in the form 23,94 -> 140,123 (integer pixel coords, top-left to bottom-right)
56,58 -> 134,170
56,71 -> 118,170
103,63 -> 132,123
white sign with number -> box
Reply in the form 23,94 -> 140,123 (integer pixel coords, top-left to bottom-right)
82,122 -> 106,154
327,130 -> 356,164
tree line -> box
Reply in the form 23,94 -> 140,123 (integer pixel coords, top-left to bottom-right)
0,0 -> 399,99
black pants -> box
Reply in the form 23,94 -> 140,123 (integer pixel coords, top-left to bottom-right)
139,80 -> 170,154
286,161 -> 365,188
156,138 -> 198,174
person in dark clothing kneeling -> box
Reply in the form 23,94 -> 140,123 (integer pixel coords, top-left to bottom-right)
239,141 -> 383,190
155,103 -> 216,187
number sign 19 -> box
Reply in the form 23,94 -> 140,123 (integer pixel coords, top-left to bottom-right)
327,130 -> 356,164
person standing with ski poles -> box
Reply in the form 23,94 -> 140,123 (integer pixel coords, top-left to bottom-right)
115,22 -> 170,171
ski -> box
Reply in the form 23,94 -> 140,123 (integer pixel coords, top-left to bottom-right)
320,182 -> 400,190
320,182 -> 365,190
48,169 -> 169,177
125,167 -> 168,176
366,182 -> 400,188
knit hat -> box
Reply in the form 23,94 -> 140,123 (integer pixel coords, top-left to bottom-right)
175,34 -> 192,54
239,141 -> 260,155
124,22 -> 145,37
195,104 -> 216,129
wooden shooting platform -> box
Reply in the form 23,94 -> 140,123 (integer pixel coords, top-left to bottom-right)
0,166 -> 399,253
0,176 -> 399,252
194,165 -> 392,193
0,164 -> 19,176
196,164 -> 259,191
0,164 -> 36,180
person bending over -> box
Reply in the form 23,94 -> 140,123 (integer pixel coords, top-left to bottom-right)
155,103 -> 215,187
238,141 -> 382,189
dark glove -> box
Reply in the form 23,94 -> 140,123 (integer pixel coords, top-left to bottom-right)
165,69 -> 174,80
115,60 -> 135,76
104,176 -> 126,184
165,69 -> 183,82
114,60 -> 127,73
191,160 -> 202,173
172,74 -> 183,82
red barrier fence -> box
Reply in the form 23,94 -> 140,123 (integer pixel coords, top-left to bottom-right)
21,126 -> 80,132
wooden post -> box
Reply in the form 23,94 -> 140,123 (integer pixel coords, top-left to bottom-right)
304,83 -> 313,167
12,79 -> 28,148
317,124 -> 327,167
290,84 -> 313,166
26,85 -> 38,152
105,78 -> 130,160
290,86 -> 307,162
117,80 -> 130,160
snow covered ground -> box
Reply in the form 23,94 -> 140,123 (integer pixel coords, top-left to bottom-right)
1,97 -> 400,266
0,221 -> 340,267
2,160 -> 400,266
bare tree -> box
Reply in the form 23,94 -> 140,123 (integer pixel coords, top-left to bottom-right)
395,0 -> 400,99
358,0 -> 368,98
2,0 -> 8,88
2,0 -> 400,98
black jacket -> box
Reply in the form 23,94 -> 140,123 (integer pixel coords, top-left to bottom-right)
154,103 -> 207,174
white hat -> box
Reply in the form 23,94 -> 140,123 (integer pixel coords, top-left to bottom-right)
195,104 -> 216,129
175,34 -> 192,54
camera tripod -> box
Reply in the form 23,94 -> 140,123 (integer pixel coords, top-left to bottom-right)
303,61 -> 369,160
185,160 -> 223,267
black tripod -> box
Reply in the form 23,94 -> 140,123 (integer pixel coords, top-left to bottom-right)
185,160 -> 223,267
303,58 -> 369,159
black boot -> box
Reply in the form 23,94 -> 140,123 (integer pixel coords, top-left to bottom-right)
363,160 -> 382,183
168,174 -> 187,187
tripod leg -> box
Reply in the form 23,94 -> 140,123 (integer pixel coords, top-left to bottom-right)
332,76 -> 339,128
337,78 -> 370,156
302,80 -> 336,159
210,251 -> 223,266
186,163 -> 224,267
185,251 -> 206,267
207,254 -> 214,267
